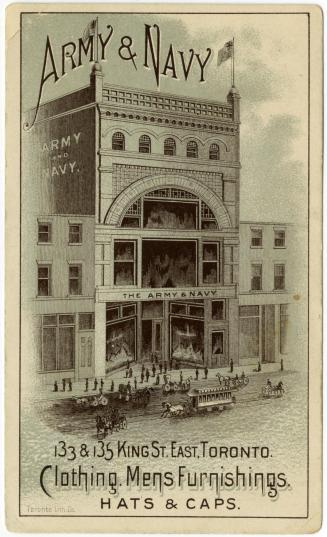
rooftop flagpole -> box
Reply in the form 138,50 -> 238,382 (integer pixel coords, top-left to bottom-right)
232,37 -> 235,86
96,17 -> 99,63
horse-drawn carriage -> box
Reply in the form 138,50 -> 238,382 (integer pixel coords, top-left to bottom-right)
261,381 -> 284,399
95,409 -> 127,438
216,372 -> 249,389
131,387 -> 152,407
162,385 -> 236,418
74,393 -> 108,410
162,375 -> 191,394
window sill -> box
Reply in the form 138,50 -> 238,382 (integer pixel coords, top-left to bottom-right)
273,246 -> 286,249
250,246 -> 263,249
68,242 -> 82,246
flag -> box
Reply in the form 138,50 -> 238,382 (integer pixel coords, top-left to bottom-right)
217,40 -> 233,66
83,19 -> 97,43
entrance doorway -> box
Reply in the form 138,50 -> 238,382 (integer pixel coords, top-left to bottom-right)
141,319 -> 163,362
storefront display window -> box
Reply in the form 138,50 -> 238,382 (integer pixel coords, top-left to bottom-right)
106,318 -> 135,366
171,317 -> 204,364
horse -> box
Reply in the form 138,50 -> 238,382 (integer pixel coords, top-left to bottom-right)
161,402 -> 184,417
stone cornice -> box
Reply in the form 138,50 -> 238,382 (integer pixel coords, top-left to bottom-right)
98,106 -> 239,136
98,150 -> 241,169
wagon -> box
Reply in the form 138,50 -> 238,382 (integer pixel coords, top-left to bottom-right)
261,383 -> 284,399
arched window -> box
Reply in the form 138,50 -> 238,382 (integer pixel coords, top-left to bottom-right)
139,135 -> 151,153
186,140 -> 198,158
209,143 -> 220,160
164,137 -> 176,156
112,132 -> 125,151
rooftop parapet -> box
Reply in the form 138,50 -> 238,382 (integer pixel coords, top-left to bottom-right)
102,84 -> 234,121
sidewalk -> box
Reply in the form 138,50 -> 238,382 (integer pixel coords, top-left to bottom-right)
35,360 -> 288,402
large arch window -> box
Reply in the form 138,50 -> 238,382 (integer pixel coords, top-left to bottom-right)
164,137 -> 176,156
139,135 -> 151,154
186,140 -> 198,158
112,132 -> 125,151
209,143 -> 220,160
120,188 -> 218,230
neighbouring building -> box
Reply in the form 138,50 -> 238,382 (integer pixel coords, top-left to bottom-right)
22,63 -> 291,384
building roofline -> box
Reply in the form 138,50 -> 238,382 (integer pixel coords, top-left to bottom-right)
102,82 -> 233,109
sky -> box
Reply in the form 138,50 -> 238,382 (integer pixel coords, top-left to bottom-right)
21,12 -> 309,223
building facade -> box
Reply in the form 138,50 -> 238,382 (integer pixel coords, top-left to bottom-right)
23,63 -> 290,384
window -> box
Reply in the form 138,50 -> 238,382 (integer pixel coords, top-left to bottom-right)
114,241 -> 136,286
69,224 -> 82,244
203,242 -> 220,285
139,135 -> 151,153
186,140 -> 198,158
79,313 -> 94,330
41,314 -> 75,371
209,143 -> 220,160
274,264 -> 285,290
280,304 -> 288,354
38,264 -> 51,296
69,264 -> 82,295
212,300 -> 225,320
112,132 -> 125,150
164,137 -> 176,156
38,222 -> 51,243
251,228 -> 262,247
274,230 -> 286,248
251,264 -> 262,291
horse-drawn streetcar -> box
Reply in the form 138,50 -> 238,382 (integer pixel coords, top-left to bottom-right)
162,385 -> 236,418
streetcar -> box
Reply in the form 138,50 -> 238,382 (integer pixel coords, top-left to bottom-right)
188,386 -> 236,412
161,385 -> 236,418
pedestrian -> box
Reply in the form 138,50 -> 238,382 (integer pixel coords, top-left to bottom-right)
126,359 -> 130,370
62,378 -> 66,392
129,367 -> 133,378
164,362 -> 167,374
156,373 -> 160,385
134,377 -> 137,390
53,380 -> 58,392
93,378 -> 98,391
163,374 -> 167,385
230,359 -> 234,373
110,380 -> 114,392
152,364 -> 156,377
141,371 -> 144,384
100,378 -> 104,390
159,363 -> 163,374
258,361 -> 261,372
145,368 -> 150,382
204,367 -> 208,379
125,368 -> 129,378
180,371 -> 183,384
155,354 -> 158,364
195,367 -> 199,380
85,378 -> 89,392
68,379 -> 72,391
99,386 -> 103,395
266,378 -> 272,387
241,371 -> 245,380
142,364 -> 145,373
127,381 -> 131,394
281,358 -> 284,371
